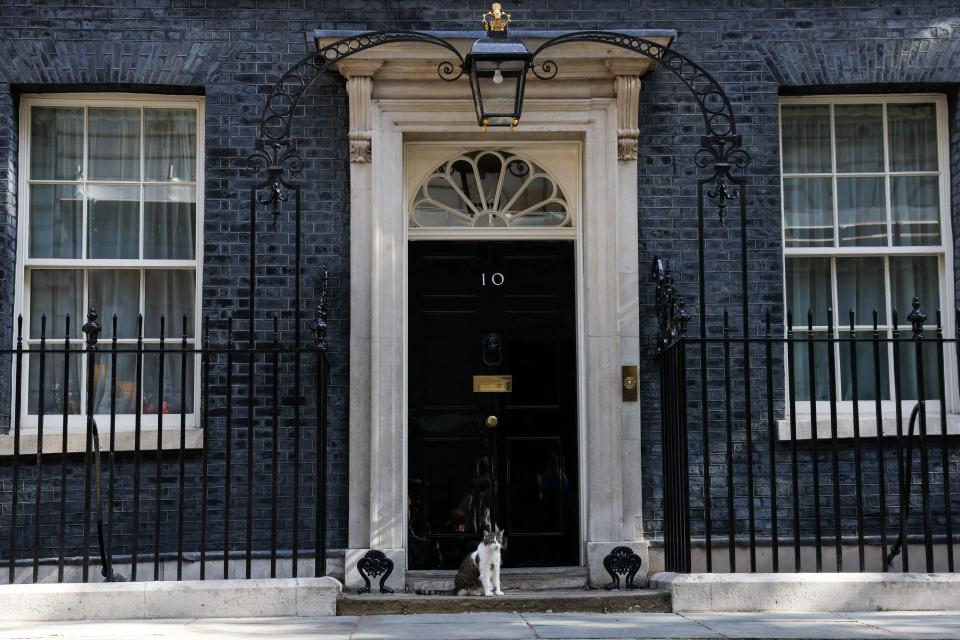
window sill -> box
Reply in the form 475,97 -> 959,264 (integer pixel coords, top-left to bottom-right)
0,427 -> 203,457
777,413 -> 960,441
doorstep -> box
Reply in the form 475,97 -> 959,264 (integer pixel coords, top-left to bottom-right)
406,566 -> 589,592
337,588 -> 671,615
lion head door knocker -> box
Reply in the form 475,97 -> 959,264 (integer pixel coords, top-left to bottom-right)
481,332 -> 503,367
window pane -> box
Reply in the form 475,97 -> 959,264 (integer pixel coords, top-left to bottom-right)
92,349 -> 139,414
894,338 -> 941,401
29,184 -> 82,259
144,270 -> 195,338
88,108 -> 140,181
889,256 -> 939,321
28,349 -> 81,415
29,269 -> 82,338
789,334 -> 830,402
839,331 -> 890,401
888,103 -> 938,172
837,177 -> 886,247
781,105 -> 831,173
836,257 -> 886,325
87,184 -> 140,259
784,178 -> 833,247
891,175 -> 940,247
834,104 -> 884,173
449,159 -> 483,212
142,345 -> 194,414
785,257 -> 832,326
144,109 -> 196,182
89,270 -> 140,338
143,185 -> 196,259
30,107 -> 83,181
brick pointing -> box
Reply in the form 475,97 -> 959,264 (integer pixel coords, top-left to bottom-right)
0,0 -> 956,562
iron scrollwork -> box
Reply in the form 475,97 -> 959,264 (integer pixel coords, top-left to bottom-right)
356,549 -> 395,594
602,546 -> 643,591
653,257 -> 690,352
249,32 -> 467,211
695,135 -> 750,225
529,31 -> 750,223
245,139 -> 304,219
259,31 -> 465,144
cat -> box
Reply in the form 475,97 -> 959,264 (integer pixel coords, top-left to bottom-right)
455,527 -> 505,596
415,527 -> 505,596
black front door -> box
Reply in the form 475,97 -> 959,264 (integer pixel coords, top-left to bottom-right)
407,240 -> 578,569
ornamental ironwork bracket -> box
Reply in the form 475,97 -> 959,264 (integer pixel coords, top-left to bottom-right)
602,545 -> 643,590
653,257 -> 690,352
356,549 -> 395,594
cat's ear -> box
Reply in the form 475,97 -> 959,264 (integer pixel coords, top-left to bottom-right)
483,529 -> 490,537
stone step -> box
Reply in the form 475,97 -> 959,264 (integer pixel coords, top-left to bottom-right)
406,566 -> 589,593
337,589 -> 671,616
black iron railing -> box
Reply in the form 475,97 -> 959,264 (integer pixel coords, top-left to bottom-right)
0,306 -> 329,584
660,299 -> 959,574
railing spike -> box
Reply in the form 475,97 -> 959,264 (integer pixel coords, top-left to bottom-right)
908,296 -> 926,338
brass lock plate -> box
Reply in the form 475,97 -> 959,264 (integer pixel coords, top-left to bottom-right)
622,365 -> 638,402
473,374 -> 513,393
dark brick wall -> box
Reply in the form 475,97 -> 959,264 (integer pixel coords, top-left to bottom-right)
0,1 -> 957,563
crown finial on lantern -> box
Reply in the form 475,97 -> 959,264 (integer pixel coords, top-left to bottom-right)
483,3 -> 511,32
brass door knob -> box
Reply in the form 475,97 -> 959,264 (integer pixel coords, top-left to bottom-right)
485,415 -> 499,428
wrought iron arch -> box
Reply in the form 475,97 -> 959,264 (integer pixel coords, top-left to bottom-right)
246,29 -> 752,348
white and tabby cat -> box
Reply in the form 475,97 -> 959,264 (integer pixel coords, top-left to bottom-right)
416,527 -> 505,596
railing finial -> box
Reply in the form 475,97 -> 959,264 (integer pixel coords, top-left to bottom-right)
908,296 -> 926,338
82,307 -> 101,348
312,269 -> 330,350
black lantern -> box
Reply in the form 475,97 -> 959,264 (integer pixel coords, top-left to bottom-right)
464,3 -> 533,130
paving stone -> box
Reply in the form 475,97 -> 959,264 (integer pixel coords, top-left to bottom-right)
351,618 -> 536,640
685,611 -> 894,639
839,612 -> 960,640
523,612 -> 720,639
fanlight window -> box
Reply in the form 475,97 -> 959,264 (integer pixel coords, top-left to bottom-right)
410,150 -> 571,228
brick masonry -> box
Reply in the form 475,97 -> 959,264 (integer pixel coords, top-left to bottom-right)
0,0 -> 957,565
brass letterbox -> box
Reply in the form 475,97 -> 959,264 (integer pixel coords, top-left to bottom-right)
473,374 -> 513,393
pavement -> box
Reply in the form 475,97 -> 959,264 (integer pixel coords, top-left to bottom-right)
1,612 -> 960,639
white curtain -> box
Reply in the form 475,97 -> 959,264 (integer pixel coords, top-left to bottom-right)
834,104 -> 883,173
891,176 -> 940,246
88,108 -> 140,181
836,257 -> 885,322
837,177 -> 885,247
30,107 -> 82,180
144,186 -> 195,259
780,105 -> 831,173
888,103 -> 938,171
144,109 -> 196,181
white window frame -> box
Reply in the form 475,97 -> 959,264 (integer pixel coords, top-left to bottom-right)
13,93 -> 204,432
779,94 -> 957,434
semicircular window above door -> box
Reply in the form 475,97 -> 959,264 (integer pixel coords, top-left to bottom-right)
410,150 -> 572,229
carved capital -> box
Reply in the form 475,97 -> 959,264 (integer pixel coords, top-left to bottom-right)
346,75 -> 374,163
349,132 -> 372,163
614,75 -> 641,161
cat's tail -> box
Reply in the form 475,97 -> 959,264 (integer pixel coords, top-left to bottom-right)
413,588 -> 457,596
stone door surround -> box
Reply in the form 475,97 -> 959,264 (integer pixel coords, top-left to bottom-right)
316,29 -> 675,589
